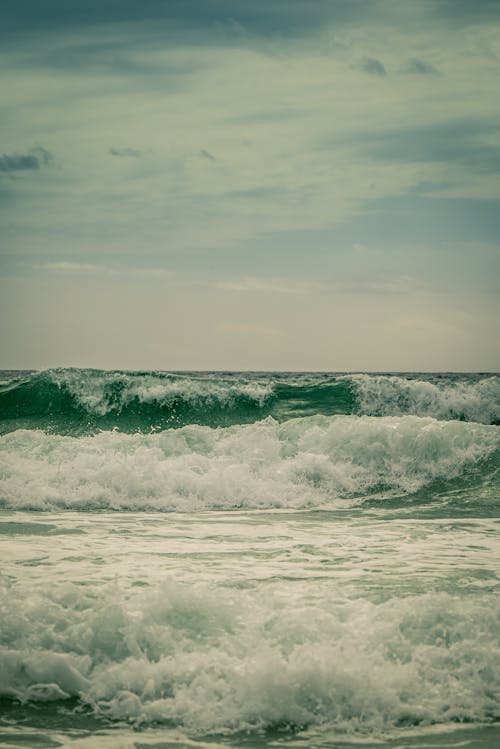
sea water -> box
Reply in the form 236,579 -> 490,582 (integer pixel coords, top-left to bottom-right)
0,370 -> 499,748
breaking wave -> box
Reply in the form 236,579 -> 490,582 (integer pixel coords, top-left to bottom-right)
1,578 -> 499,734
350,373 -> 500,425
0,369 -> 498,436
0,414 -> 498,511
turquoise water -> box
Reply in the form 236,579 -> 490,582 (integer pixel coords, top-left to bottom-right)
0,370 -> 499,748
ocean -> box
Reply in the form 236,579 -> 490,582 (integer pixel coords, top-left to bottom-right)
0,369 -> 499,749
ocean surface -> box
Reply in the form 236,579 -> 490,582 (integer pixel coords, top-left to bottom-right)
0,369 -> 499,749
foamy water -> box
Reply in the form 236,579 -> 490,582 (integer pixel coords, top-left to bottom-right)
0,371 -> 499,748
0,415 -> 498,512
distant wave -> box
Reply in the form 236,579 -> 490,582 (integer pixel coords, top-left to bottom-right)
1,415 -> 498,511
0,369 -> 498,435
0,369 -> 277,434
349,373 -> 500,425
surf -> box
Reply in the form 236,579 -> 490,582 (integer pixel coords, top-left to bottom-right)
0,369 -> 498,436
1,576 -> 499,734
1,414 -> 498,512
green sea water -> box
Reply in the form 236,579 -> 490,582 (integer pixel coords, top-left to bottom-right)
0,370 -> 499,748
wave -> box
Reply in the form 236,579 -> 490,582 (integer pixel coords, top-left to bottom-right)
0,415 -> 498,511
1,578 -> 499,734
350,373 -> 500,424
0,369 -> 276,434
0,369 -> 498,435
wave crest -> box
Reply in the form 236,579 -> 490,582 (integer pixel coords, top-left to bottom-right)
350,373 -> 500,424
1,369 -> 498,436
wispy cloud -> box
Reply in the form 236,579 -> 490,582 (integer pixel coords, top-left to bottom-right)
38,262 -> 172,278
361,118 -> 500,175
218,277 -> 323,295
41,262 -> 103,272
217,275 -> 428,297
339,276 -> 429,296
110,147 -> 141,158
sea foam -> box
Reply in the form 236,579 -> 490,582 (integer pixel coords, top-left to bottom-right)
1,578 -> 499,734
0,415 -> 497,511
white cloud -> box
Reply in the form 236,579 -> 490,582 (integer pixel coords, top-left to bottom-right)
217,277 -> 323,294
41,262 -> 104,272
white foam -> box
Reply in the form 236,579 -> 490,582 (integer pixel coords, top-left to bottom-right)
0,415 -> 498,511
349,374 -> 500,424
1,579 -> 499,734
0,650 -> 91,701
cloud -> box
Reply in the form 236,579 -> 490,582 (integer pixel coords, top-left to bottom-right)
433,0 -> 500,24
404,58 -> 439,75
110,147 -> 141,157
0,0 -> 376,39
3,0 -> 498,51
218,277 -> 323,294
0,154 -> 39,172
32,146 -> 52,164
408,180 -> 452,195
38,262 -> 172,278
199,149 -> 216,161
361,56 -> 386,76
339,276 -> 428,296
14,30 -> 204,80
0,147 -> 52,173
217,274 -> 427,297
41,262 -> 103,272
337,194 -> 500,248
363,118 -> 500,174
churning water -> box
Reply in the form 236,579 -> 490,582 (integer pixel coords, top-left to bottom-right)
1,370 -> 499,748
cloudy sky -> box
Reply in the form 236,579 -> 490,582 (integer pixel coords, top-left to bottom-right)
1,0 -> 499,371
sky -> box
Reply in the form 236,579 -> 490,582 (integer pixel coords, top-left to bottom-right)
1,0 -> 499,371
